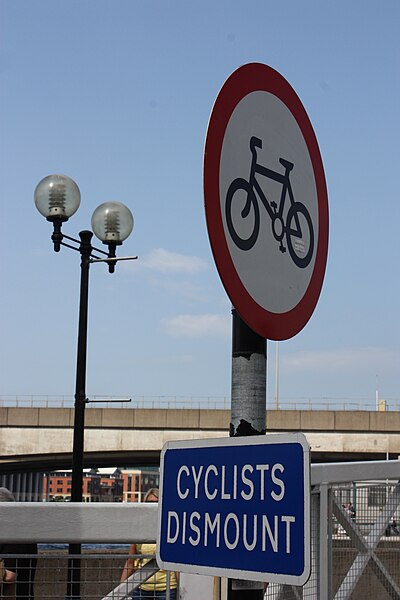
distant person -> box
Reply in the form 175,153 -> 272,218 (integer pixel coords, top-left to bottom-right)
1,555 -> 16,598
0,488 -> 37,600
120,488 -> 178,599
1,562 -> 16,583
344,502 -> 356,520
391,518 -> 399,535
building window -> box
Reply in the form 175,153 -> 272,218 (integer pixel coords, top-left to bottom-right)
368,485 -> 386,507
335,488 -> 352,507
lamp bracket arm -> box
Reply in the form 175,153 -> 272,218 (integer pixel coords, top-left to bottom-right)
62,233 -> 81,245
89,244 -> 110,257
59,234 -> 111,259
60,241 -> 81,253
59,241 -> 104,263
90,256 -> 138,264
86,398 -> 132,404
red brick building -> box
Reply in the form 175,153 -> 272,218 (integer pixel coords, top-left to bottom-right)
120,467 -> 160,502
43,467 -> 159,502
43,468 -> 123,502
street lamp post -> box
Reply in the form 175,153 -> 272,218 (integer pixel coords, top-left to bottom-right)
34,174 -> 135,600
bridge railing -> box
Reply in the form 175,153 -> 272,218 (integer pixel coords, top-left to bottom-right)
0,395 -> 230,410
1,395 -> 399,411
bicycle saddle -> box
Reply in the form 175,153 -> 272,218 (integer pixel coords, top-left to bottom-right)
279,157 -> 294,171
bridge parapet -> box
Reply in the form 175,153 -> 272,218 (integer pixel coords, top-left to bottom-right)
2,407 -> 400,431
2,408 -> 400,471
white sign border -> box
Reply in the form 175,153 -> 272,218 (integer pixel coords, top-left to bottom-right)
157,432 -> 311,586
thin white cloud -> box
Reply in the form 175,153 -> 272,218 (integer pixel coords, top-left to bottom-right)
147,277 -> 211,302
139,248 -> 208,273
162,314 -> 230,338
282,347 -> 400,373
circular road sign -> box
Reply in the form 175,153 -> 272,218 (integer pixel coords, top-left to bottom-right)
204,63 -> 328,340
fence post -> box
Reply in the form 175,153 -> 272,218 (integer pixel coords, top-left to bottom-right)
304,491 -> 320,597
319,483 -> 331,600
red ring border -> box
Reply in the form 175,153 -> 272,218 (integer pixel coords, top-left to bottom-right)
203,63 -> 329,340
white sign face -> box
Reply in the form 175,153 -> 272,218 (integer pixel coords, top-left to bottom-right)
204,64 -> 328,340
220,91 -> 317,313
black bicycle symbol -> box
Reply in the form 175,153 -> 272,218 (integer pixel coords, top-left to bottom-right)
225,136 -> 314,269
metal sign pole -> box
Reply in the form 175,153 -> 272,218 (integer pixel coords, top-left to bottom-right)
228,308 -> 266,600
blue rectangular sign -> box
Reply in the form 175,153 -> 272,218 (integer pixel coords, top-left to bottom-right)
157,433 -> 310,585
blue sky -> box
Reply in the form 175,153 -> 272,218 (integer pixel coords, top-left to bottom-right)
1,1 -> 399,408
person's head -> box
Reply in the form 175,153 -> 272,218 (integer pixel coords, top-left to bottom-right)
0,488 -> 15,502
143,488 -> 159,503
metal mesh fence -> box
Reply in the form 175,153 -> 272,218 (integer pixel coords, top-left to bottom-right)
263,480 -> 400,600
331,482 -> 400,600
0,551 -> 176,600
263,489 -> 320,600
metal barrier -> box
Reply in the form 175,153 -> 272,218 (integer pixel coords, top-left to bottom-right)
265,461 -> 400,600
0,552 -> 161,600
0,461 -> 399,599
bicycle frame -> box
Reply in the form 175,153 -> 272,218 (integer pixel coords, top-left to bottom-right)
224,135 -> 314,268
248,137 -> 296,225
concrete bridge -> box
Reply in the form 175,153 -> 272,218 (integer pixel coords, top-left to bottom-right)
1,406 -> 400,472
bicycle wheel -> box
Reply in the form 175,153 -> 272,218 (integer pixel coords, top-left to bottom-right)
225,178 -> 260,251
286,202 -> 314,268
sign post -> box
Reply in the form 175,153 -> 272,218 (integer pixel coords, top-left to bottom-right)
195,62 -> 327,595
229,308 -> 266,600
157,434 -> 311,585
230,308 -> 266,438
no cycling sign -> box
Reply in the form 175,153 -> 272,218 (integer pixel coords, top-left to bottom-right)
203,63 -> 329,340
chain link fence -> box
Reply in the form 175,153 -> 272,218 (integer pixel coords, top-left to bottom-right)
0,550 -> 168,600
263,463 -> 400,600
